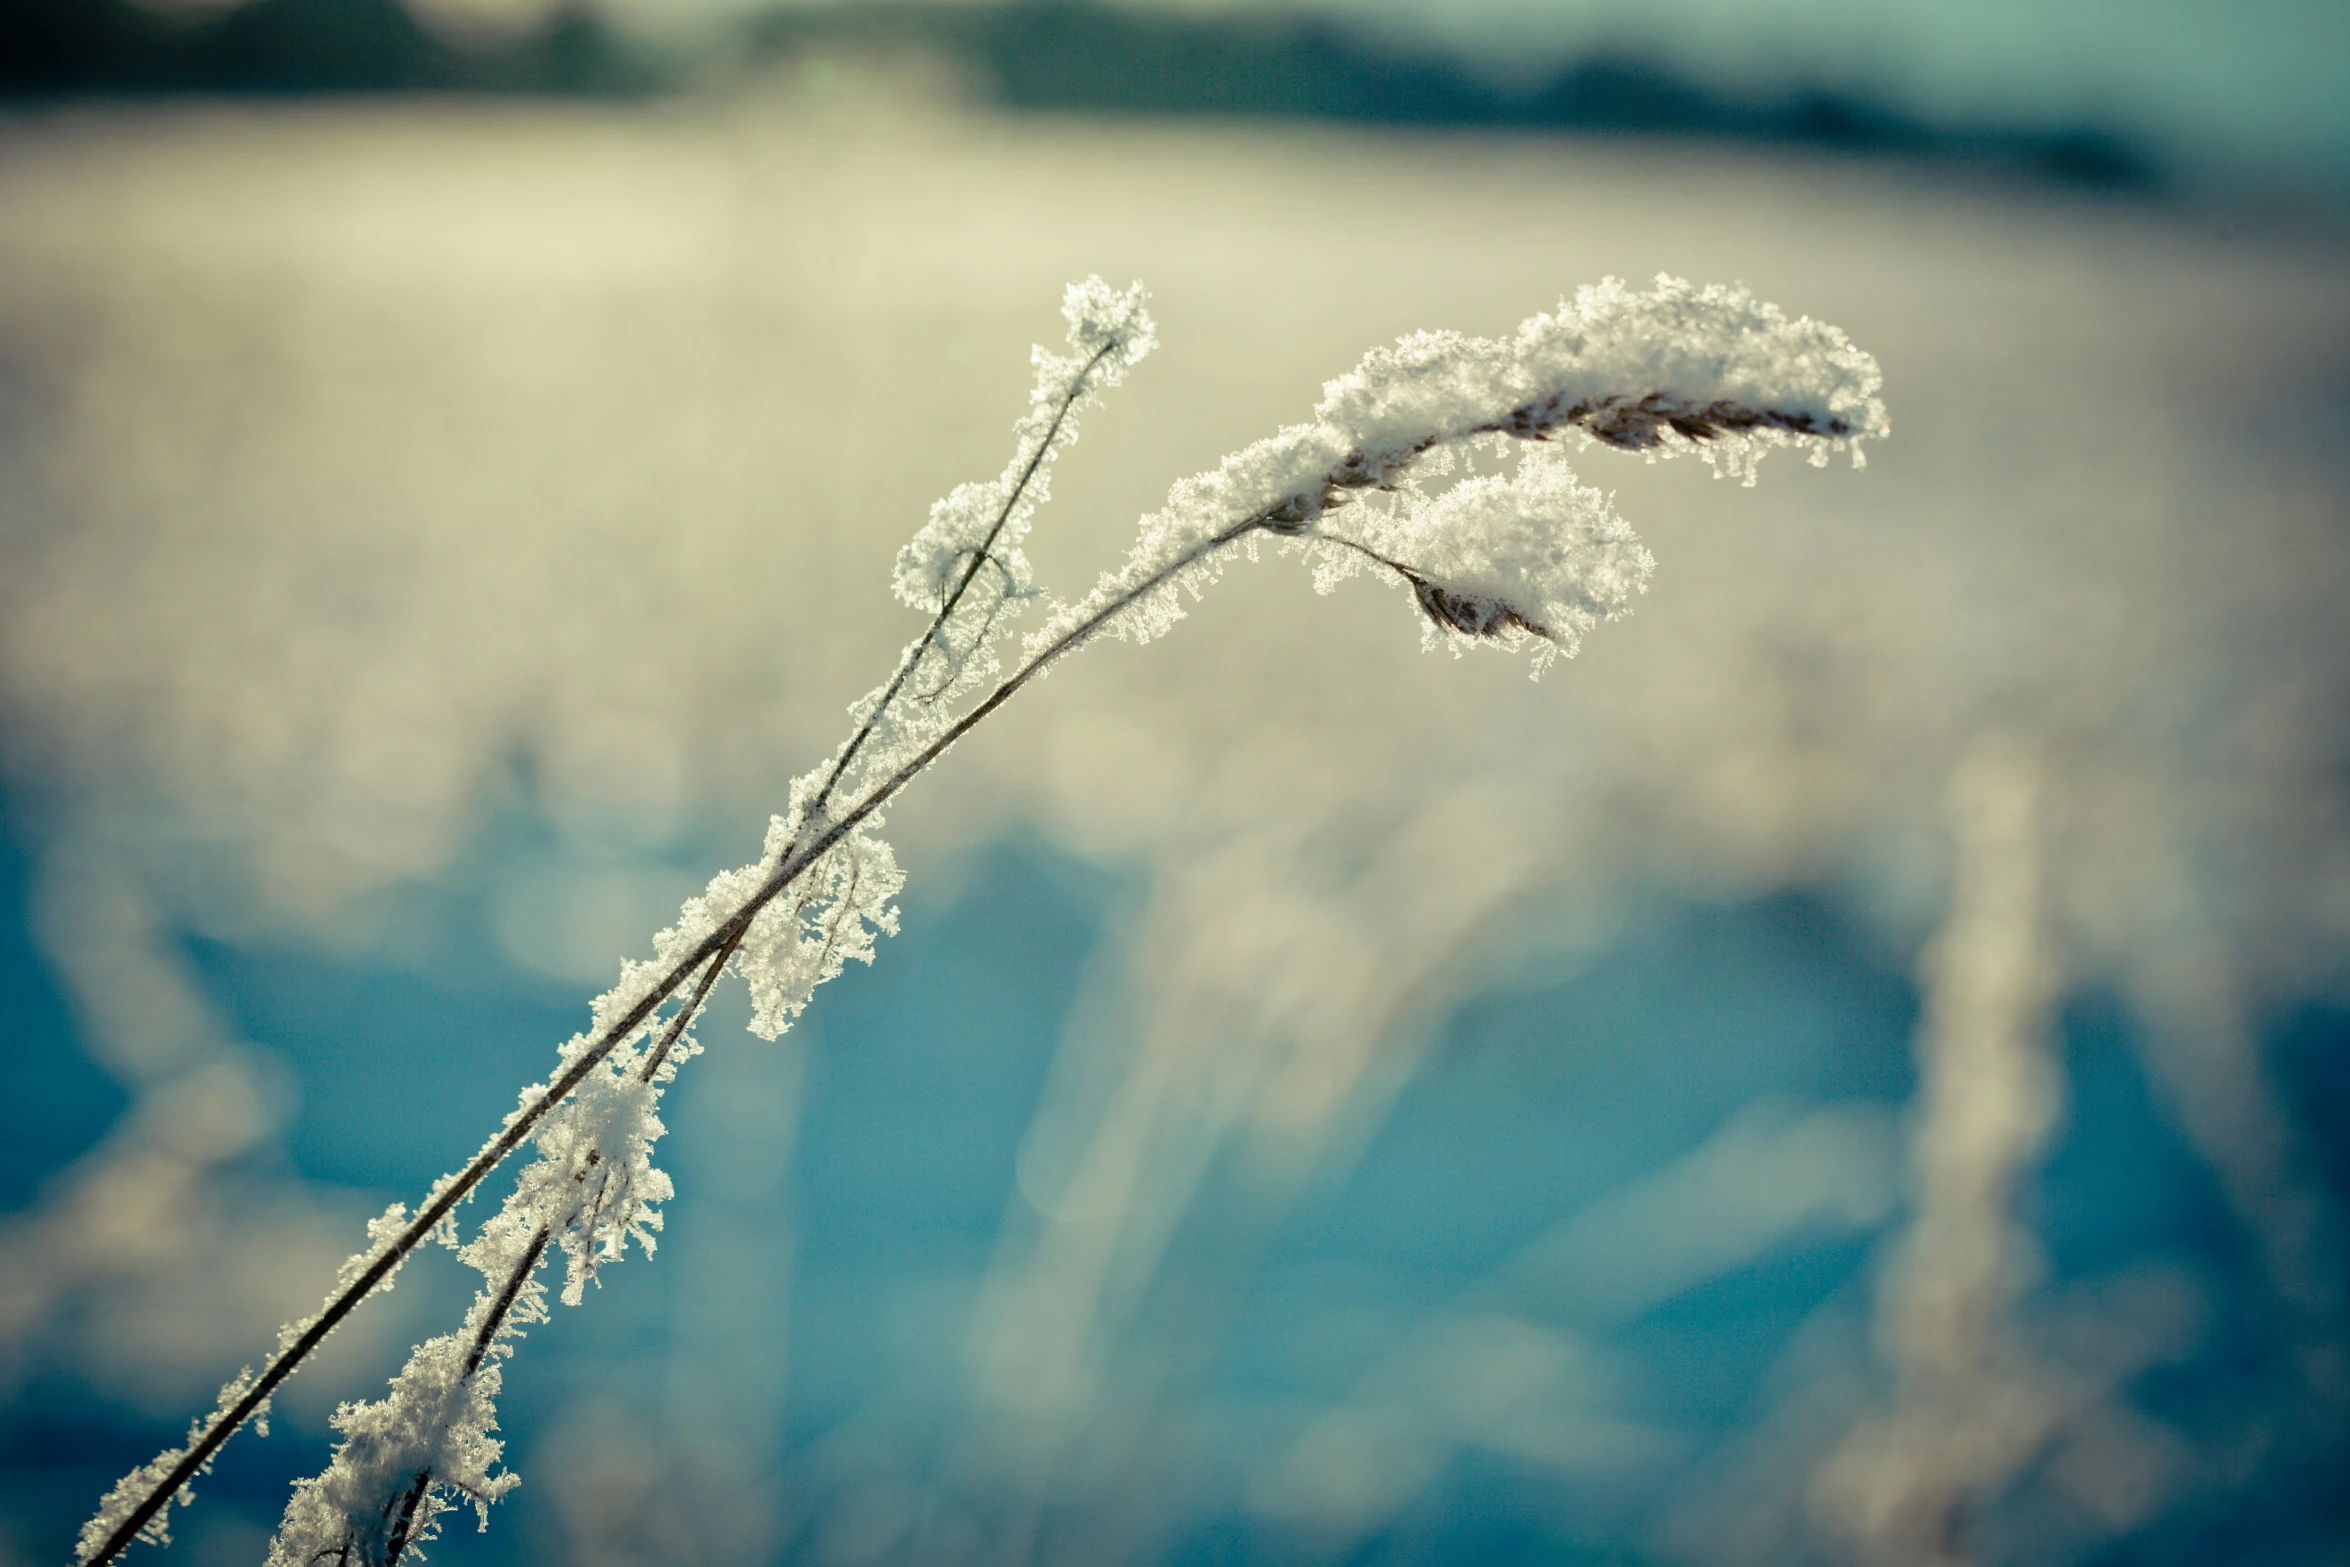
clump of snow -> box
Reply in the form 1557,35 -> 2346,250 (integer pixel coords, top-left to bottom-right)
1313,328 -> 1522,476
1308,451 -> 1656,674
267,1211 -> 550,1566
664,801 -> 904,1045
1507,275 -> 1887,479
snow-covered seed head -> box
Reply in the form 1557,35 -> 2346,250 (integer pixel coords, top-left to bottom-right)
1286,275 -> 1882,675
1407,574 -> 1553,645
1507,274 -> 1887,463
1572,392 -> 1856,452
1305,454 -> 1655,676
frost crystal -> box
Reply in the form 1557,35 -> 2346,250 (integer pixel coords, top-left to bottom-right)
735,820 -> 904,1041
1309,273 -> 1885,484
1508,274 -> 1887,475
74,1368 -> 267,1563
1314,328 -> 1523,469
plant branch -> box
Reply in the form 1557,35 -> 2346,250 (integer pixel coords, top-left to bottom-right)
463,1227 -> 551,1380
86,375 -> 1715,1567
754,509 -> 1277,902
377,1473 -> 430,1567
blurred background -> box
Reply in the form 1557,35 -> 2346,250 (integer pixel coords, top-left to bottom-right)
1,2 -> 2346,1563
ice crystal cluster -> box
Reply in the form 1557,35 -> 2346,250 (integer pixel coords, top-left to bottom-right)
75,1370 -> 266,1562
689,787 -> 906,1042
78,275 -> 1881,1566
1310,457 -> 1653,665
267,1214 -> 546,1565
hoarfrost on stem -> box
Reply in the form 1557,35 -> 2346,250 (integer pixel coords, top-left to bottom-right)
78,272 -> 1881,1567
692,805 -> 905,1043
239,280 -> 1148,1566
73,1200 -> 429,1563
892,277 -> 1157,621
75,1370 -> 265,1563
267,1210 -> 552,1566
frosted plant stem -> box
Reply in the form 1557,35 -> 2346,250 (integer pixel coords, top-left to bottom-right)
378,1225 -> 551,1567
638,946 -> 731,1085
773,512 -> 1275,882
462,1228 -> 553,1381
79,956 -> 722,1564
377,1470 -> 429,1567
79,1042 -> 630,1564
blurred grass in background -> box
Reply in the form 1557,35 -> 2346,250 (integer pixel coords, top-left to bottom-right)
0,4 -> 2346,1564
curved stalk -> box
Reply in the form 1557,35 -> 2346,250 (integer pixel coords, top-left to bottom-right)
84,274 -> 1886,1566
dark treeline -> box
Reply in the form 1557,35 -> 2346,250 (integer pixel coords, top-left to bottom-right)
0,0 -> 654,93
1,0 -> 2157,192
790,2 -> 2157,190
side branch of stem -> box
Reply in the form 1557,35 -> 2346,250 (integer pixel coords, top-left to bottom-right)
808,337 -> 1119,820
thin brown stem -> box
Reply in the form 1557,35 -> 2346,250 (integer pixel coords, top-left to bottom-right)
81,1019 -> 634,1566
1307,530 -> 1560,647
1312,531 -> 1417,578
463,1226 -> 552,1379
759,510 -> 1275,897
379,1471 -> 431,1567
639,945 -> 733,1084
